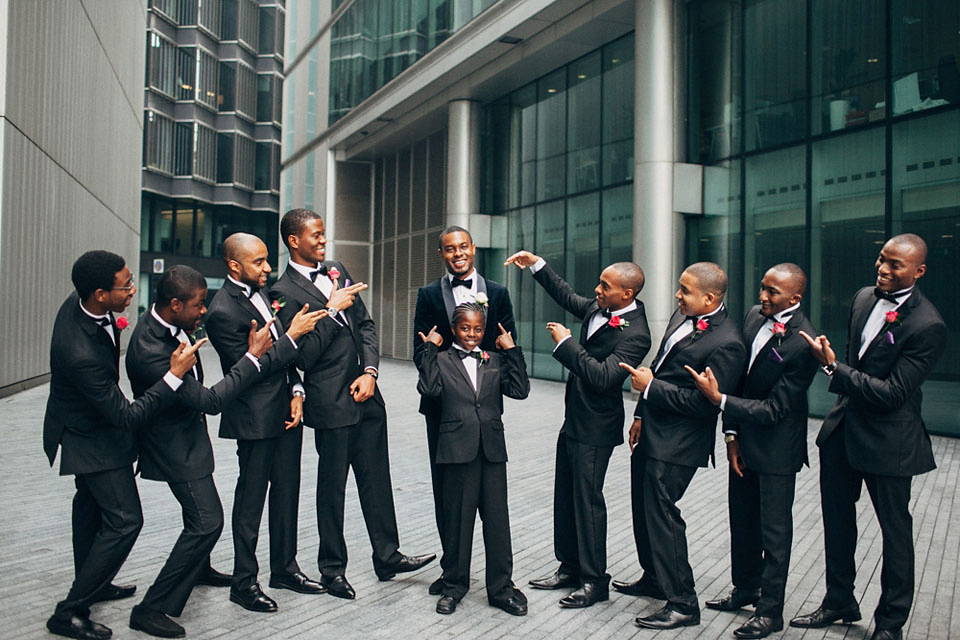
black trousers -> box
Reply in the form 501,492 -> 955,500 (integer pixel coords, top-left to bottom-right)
425,411 -> 447,569
232,427 -> 303,589
314,400 -> 401,577
439,451 -> 513,600
819,427 -> 914,631
631,453 -> 699,612
728,468 -> 796,618
55,465 -> 143,620
553,432 -> 613,585
140,475 -> 223,616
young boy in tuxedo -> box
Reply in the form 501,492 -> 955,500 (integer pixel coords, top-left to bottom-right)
416,302 -> 530,617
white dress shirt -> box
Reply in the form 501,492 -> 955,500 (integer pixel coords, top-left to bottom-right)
643,304 -> 725,402
287,261 -> 350,327
452,344 -> 481,391
858,287 -> 913,359
748,302 -> 799,370
448,269 -> 480,307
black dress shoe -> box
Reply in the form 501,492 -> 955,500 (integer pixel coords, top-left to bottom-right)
635,605 -> 701,629
428,577 -> 445,596
229,583 -> 278,612
869,628 -> 903,640
321,575 -> 356,600
269,571 -> 326,594
734,615 -> 783,639
705,587 -> 761,611
196,566 -> 232,587
90,583 -> 136,604
611,577 -> 665,599
558,582 -> 609,608
376,553 -> 438,581
46,614 -> 112,640
489,587 -> 528,616
129,605 -> 185,638
529,569 -> 579,590
789,604 -> 861,628
436,595 -> 458,615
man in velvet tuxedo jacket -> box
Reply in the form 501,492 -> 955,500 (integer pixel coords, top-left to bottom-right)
43,251 -> 200,640
270,209 -> 434,600
619,262 -> 746,630
792,234 -> 947,640
687,263 -> 818,640
505,250 -> 651,609
205,233 -> 326,614
412,226 -> 516,594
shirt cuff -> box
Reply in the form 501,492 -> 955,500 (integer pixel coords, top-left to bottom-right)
552,334 -> 573,352
292,383 -> 305,397
364,366 -> 379,375
530,258 -> 546,273
642,379 -> 653,400
286,334 -> 298,349
244,352 -> 262,372
163,371 -> 183,391
719,393 -> 727,411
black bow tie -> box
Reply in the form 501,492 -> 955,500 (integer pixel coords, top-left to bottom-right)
600,308 -> 612,319
687,315 -> 700,325
245,286 -> 260,299
94,316 -> 111,328
456,349 -> 482,362
309,264 -> 328,282
874,287 -> 909,304
759,310 -> 793,322
451,277 -> 472,289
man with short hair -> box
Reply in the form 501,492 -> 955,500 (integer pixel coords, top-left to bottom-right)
792,234 -> 947,640
271,209 -> 435,600
686,263 -> 818,639
44,251 -> 201,640
505,250 -> 651,609
205,233 -> 326,613
618,262 -> 746,630
413,225 -> 516,595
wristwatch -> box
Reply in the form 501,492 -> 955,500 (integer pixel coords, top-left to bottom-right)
724,433 -> 737,444
822,360 -> 838,376
364,368 -> 379,380
325,306 -> 339,316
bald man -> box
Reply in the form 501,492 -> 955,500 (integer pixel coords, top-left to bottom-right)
205,233 -> 325,613
687,264 -> 818,639
791,234 -> 947,640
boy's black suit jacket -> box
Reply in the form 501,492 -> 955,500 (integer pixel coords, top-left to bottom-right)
417,343 -> 529,464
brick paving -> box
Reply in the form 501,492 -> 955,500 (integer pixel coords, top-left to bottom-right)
2,348 -> 959,639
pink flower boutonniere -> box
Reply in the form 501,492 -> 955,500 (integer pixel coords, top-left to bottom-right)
476,351 -> 491,366
328,267 -> 341,281
271,297 -> 286,317
772,321 -> 786,345
691,318 -> 709,341
608,315 -> 630,330
115,316 -> 129,330
882,310 -> 900,345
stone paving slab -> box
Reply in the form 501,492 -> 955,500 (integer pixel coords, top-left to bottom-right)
2,348 -> 958,639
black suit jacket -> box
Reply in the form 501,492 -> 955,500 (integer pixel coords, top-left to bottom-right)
532,263 -> 652,448
818,286 -> 946,477
125,310 -> 264,482
270,261 -> 384,430
42,292 -> 176,475
413,274 -> 516,415
417,343 -> 530,464
204,279 -> 299,441
636,306 -> 747,468
722,306 -> 818,475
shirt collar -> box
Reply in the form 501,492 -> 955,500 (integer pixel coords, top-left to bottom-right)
696,303 -> 725,321
150,304 -> 182,338
287,260 -> 318,280
78,300 -> 110,323
447,269 -> 478,283
607,300 -> 637,317
771,302 -> 800,324
452,343 -> 482,354
227,274 -> 253,296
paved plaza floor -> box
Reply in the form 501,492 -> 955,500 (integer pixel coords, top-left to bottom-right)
2,349 -> 958,639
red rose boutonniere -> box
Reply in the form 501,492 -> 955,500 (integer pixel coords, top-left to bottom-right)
772,321 -> 786,345
115,316 -> 129,330
328,267 -> 341,281
883,310 -> 900,345
475,351 -> 490,366
608,315 -> 630,330
691,317 -> 709,341
271,297 -> 286,317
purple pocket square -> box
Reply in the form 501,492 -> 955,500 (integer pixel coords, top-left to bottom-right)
768,348 -> 783,363
885,330 -> 895,345
345,279 -> 353,287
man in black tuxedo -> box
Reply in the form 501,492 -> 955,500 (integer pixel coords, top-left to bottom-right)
685,263 -> 818,639
270,208 -> 435,600
792,234 -> 947,640
43,251 -> 201,640
412,225 -> 516,595
504,249 -> 651,609
124,265 -> 322,637
205,233 -> 327,613
618,262 -> 746,630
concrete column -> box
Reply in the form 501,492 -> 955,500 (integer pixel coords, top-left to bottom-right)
633,0 -> 680,356
445,99 -> 481,230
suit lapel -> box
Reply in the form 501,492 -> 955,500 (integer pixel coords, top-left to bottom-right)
440,276 -> 456,322
447,350 -> 478,395
661,307 -> 727,370
860,288 -> 920,361
79,307 -> 119,374
653,310 -> 689,370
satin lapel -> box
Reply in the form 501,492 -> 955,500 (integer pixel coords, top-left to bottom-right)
662,307 -> 727,370
448,350 -> 477,394
749,313 -> 792,376
150,314 -> 201,382
440,277 -> 456,322
476,351 -> 496,398
476,274 -> 489,298
653,311 -> 689,370
108,312 -> 121,365
848,290 -> 877,366
287,268 -> 330,309
861,288 -> 920,360
581,303 -> 601,343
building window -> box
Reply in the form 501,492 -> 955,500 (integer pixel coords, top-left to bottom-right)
144,111 -> 174,175
217,132 -> 234,183
198,0 -> 221,37
194,123 -> 218,182
219,61 -> 236,111
176,46 -> 196,101
257,73 -> 279,122
258,5 -> 283,57
174,122 -> 193,176
891,0 -> 960,115
234,133 -> 255,189
178,0 -> 197,25
147,31 -> 177,97
197,48 -> 219,110
236,61 -> 257,120
255,141 -> 280,192
151,0 -> 179,23
238,0 -> 259,52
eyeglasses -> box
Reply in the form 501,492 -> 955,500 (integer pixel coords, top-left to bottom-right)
112,276 -> 136,291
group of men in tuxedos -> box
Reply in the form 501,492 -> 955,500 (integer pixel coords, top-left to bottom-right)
42,224 -> 945,640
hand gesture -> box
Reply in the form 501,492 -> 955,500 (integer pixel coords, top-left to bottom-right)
727,439 -> 746,477
495,323 -> 515,350
798,330 -> 836,366
285,303 -> 329,340
327,281 -> 369,313
169,338 -> 207,378
683,365 -> 722,406
285,395 -> 303,430
545,322 -> 571,344
349,372 -> 376,403
247,319 -> 274,358
504,250 -> 541,269
619,361 -> 653,392
418,325 -> 442,347
628,418 -> 642,452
